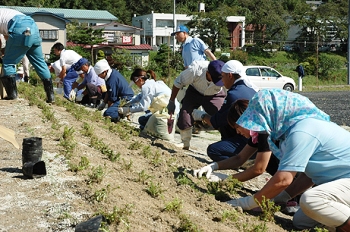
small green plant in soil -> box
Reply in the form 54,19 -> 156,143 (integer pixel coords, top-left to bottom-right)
146,181 -> 164,198
164,197 -> 182,215
93,184 -> 110,202
87,165 -> 105,184
69,156 -> 90,172
257,196 -> 280,222
136,170 -> 152,184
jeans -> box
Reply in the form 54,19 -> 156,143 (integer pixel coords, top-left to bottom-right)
207,136 -> 248,162
3,15 -> 50,80
63,69 -> 78,98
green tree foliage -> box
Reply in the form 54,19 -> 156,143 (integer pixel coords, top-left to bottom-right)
236,0 -> 289,47
187,9 -> 232,52
66,21 -> 105,61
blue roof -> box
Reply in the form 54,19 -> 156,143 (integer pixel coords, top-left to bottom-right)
0,6 -> 118,21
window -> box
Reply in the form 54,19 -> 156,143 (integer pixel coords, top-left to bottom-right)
39,30 -> 58,40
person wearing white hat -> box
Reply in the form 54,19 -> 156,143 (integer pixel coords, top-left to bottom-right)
191,60 -> 258,161
94,59 -> 134,122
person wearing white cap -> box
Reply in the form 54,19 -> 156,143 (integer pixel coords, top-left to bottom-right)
171,25 -> 216,69
94,59 -> 134,122
191,60 -> 258,162
167,60 -> 227,150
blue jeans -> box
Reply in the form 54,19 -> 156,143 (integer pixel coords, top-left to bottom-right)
138,111 -> 152,129
207,136 -> 247,162
3,15 -> 50,80
63,69 -> 78,98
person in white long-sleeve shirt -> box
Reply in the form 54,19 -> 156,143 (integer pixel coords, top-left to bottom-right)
118,68 -> 179,129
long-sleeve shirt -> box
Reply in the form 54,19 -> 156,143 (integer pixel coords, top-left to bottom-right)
106,69 -> 134,103
79,66 -> 105,88
173,60 -> 222,96
129,79 -> 180,114
210,79 -> 257,139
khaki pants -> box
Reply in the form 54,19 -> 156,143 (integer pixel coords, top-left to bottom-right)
293,178 -> 350,230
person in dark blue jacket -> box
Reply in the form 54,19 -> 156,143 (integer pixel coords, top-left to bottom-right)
192,60 -> 258,161
93,59 -> 134,122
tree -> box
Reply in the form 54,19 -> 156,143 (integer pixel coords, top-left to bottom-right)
186,8 -> 233,52
67,21 -> 105,61
236,0 -> 289,48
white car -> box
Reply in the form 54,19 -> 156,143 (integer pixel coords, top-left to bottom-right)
243,66 -> 296,91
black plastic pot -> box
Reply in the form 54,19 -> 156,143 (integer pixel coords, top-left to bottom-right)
75,215 -> 104,232
22,161 -> 46,179
22,137 -> 43,165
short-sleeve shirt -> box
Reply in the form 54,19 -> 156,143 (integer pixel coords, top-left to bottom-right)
59,49 -> 82,70
278,118 -> 350,185
182,37 -> 208,68
79,66 -> 105,87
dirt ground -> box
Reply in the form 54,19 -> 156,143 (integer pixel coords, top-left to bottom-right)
4,87 -> 344,231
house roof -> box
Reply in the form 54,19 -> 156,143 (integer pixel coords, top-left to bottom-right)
115,44 -> 152,50
29,11 -> 70,23
93,22 -> 142,31
67,42 -> 152,51
0,6 -> 117,21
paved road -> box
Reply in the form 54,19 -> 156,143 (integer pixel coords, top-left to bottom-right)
300,91 -> 350,126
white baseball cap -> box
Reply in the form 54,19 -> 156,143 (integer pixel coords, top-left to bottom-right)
221,60 -> 244,76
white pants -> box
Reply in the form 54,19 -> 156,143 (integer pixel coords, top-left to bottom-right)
293,178 -> 350,229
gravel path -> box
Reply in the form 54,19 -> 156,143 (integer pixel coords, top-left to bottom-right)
299,91 -> 350,126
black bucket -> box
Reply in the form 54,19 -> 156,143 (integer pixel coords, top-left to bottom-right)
75,215 -> 104,232
22,137 -> 43,165
22,161 -> 47,178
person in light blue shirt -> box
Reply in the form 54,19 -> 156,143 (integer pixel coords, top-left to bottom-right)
228,89 -> 350,231
171,25 -> 216,69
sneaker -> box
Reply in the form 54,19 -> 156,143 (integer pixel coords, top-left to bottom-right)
281,201 -> 299,215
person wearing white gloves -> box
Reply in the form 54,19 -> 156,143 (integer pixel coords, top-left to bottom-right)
118,68 -> 179,129
166,60 -> 226,150
191,60 -> 257,161
93,59 -> 134,122
194,99 -> 280,182
70,58 -> 106,107
51,42 -> 82,101
226,89 -> 350,231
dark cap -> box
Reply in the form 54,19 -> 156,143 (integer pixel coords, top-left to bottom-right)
207,60 -> 225,86
72,58 -> 88,71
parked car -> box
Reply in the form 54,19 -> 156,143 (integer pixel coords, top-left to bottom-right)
243,66 -> 296,91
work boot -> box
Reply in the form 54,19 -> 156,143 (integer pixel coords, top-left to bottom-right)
1,75 -> 17,100
42,78 -> 55,103
180,128 -> 192,150
337,218 -> 350,232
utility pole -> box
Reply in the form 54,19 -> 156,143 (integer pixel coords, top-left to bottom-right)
173,0 -> 176,54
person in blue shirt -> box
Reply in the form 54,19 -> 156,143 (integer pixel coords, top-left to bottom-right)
228,89 -> 350,231
192,60 -> 258,161
93,59 -> 134,122
171,25 -> 216,69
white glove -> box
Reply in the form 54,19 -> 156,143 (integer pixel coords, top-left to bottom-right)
97,102 -> 106,111
69,88 -> 78,101
118,107 -> 130,114
193,162 -> 218,179
227,196 -> 259,210
192,109 -> 206,121
272,190 -> 291,204
76,93 -> 84,102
